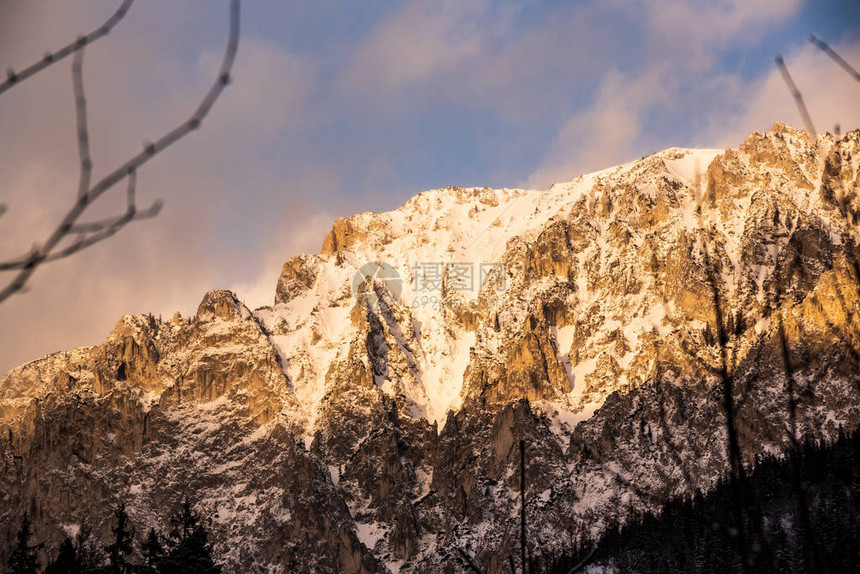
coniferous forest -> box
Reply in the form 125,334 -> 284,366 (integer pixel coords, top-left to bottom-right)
552,428 -> 860,573
7,499 -> 219,574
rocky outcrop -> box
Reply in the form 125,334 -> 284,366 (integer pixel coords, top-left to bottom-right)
275,254 -> 320,305
321,213 -> 393,255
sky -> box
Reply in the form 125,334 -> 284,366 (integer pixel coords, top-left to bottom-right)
0,0 -> 858,375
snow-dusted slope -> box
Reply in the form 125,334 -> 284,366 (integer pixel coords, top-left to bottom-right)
1,123 -> 860,573
254,147 -> 730,432
254,123 -> 858,445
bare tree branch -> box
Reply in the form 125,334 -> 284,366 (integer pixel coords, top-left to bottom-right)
809,35 -> 860,82
0,0 -> 134,97
0,0 -> 240,305
775,56 -> 818,138
692,160 -> 754,572
72,47 -> 92,200
69,175 -> 163,235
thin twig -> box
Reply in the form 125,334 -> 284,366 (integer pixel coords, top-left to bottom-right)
775,56 -> 817,137
693,160 -> 751,572
72,47 -> 92,200
809,35 -> 860,82
0,0 -> 134,96
68,178 -> 163,235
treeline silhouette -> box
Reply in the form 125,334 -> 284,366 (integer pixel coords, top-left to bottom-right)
7,499 -> 220,574
550,426 -> 860,573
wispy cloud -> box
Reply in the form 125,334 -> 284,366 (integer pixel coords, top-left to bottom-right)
640,0 -> 803,67
526,0 -> 811,186
340,0 -> 496,96
229,211 -> 336,309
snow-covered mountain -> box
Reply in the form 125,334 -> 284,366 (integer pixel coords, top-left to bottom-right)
2,123 -> 859,573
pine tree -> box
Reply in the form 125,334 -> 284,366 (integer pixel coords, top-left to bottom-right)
141,528 -> 165,573
74,520 -> 104,572
159,499 -> 221,574
105,504 -> 135,574
7,513 -> 39,574
45,537 -> 82,574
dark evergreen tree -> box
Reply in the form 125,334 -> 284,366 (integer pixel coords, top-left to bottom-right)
7,513 -> 39,574
158,499 -> 221,574
552,428 -> 860,573
74,521 -> 105,572
141,528 -> 165,573
45,537 -> 82,574
105,504 -> 135,574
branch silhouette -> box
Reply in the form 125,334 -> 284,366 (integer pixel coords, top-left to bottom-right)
809,35 -> 860,82
775,55 -> 817,137
0,0 -> 241,305
0,0 -> 133,97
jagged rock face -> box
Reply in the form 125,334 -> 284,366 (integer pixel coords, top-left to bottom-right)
1,124 -> 860,573
321,214 -> 393,255
275,255 -> 321,305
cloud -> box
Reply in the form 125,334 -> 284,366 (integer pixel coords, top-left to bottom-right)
338,0 -> 616,124
229,211 -> 336,310
641,0 -> 803,67
525,0 -> 809,188
341,0 -> 494,96
197,38 -> 318,139
526,65 -> 676,188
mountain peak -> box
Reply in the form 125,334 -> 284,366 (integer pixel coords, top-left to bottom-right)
196,289 -> 250,321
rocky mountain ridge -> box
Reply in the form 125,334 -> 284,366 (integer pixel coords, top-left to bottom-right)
1,123 -> 859,572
